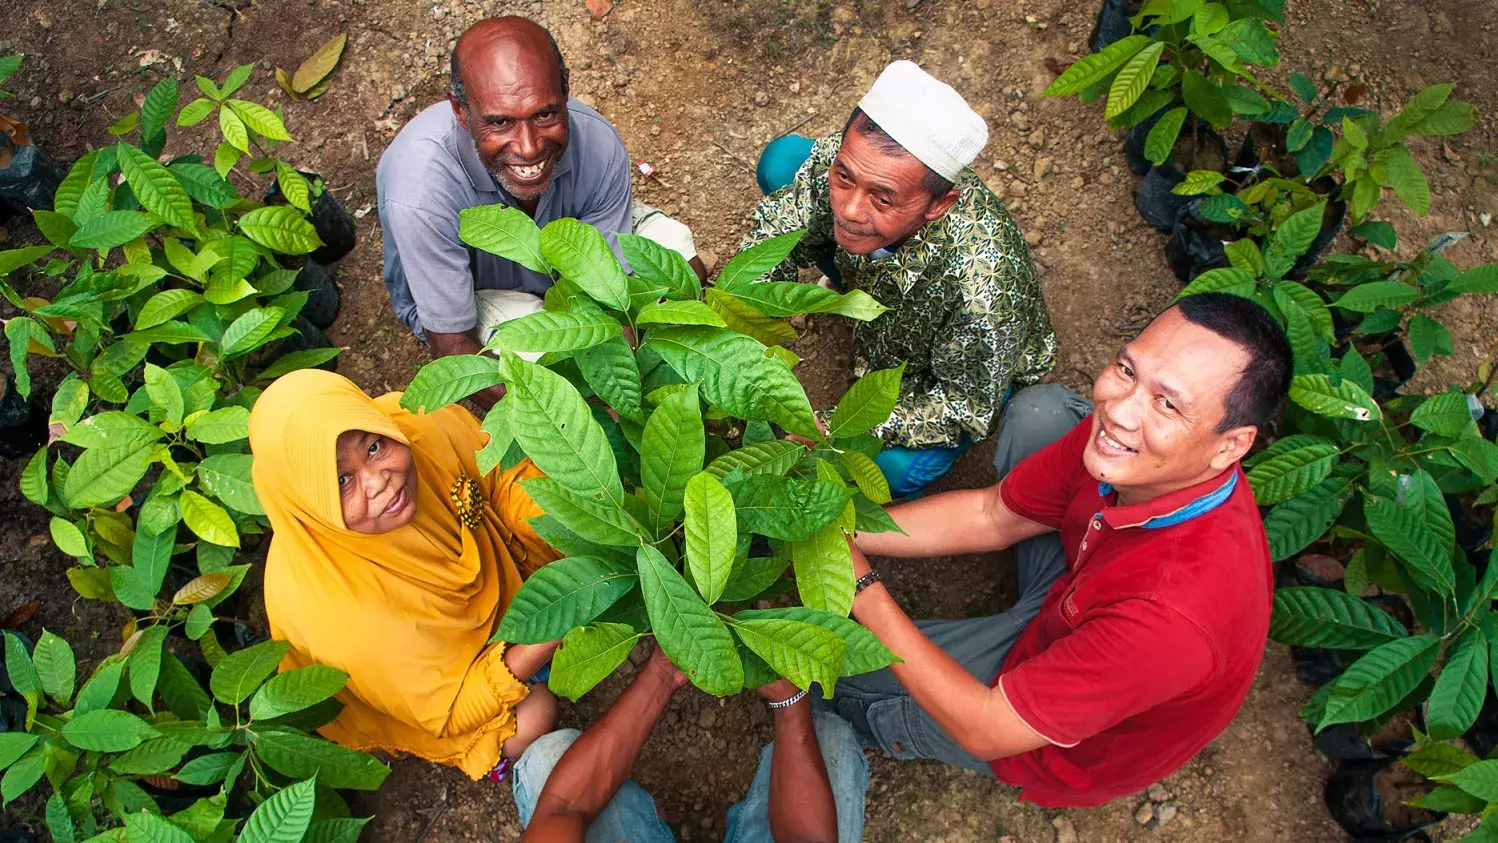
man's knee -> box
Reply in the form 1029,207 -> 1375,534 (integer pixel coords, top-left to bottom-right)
512,728 -> 582,797
756,134 -> 817,195
999,385 -> 1088,446
812,711 -> 869,776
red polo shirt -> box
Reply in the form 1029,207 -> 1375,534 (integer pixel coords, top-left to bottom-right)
989,417 -> 1272,808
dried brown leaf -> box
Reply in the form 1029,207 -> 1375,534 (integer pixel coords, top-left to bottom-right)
1,603 -> 39,629
292,33 -> 347,94
1343,82 -> 1367,105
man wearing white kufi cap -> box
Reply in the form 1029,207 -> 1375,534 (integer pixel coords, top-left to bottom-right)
743,60 -> 1056,497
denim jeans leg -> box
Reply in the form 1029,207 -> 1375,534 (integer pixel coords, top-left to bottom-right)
512,729 -> 677,843
722,712 -> 870,843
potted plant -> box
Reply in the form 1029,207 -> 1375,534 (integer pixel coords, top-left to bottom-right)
0,55 -> 64,214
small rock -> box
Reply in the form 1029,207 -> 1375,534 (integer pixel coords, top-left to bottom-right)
1024,230 -> 1042,247
34,8 -> 53,27
698,707 -> 717,729
1070,175 -> 1085,189
1157,802 -> 1179,825
1148,783 -> 1171,802
789,80 -> 800,93
697,248 -> 719,271
993,159 -> 1010,171
57,90 -> 74,104
1480,212 -> 1492,227
1028,129 -> 1046,149
1098,172 -> 1116,186
1034,157 -> 1052,180
754,90 -> 770,107
1135,802 -> 1155,824
1009,112 -> 1030,131
1052,817 -> 1078,843
1009,180 -> 1028,198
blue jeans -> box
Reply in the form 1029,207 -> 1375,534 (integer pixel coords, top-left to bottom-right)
513,712 -> 869,843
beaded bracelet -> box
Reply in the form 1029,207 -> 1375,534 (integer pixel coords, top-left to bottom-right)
767,689 -> 808,709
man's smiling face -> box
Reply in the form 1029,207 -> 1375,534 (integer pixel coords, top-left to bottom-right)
1084,307 -> 1255,502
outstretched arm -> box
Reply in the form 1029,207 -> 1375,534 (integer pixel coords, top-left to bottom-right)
522,646 -> 687,842
856,479 -> 1052,558
759,680 -> 838,843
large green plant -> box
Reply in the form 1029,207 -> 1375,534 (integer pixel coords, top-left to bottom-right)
1181,218 -> 1498,834
399,210 -> 902,700
2,65 -> 342,618
1044,0 -> 1284,165
1,628 -> 386,841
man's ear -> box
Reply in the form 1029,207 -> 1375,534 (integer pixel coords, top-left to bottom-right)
449,96 -> 469,127
1210,425 -> 1258,472
923,188 -> 961,222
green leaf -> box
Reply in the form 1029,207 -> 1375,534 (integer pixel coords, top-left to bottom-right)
458,205 -> 550,274
1247,443 -> 1339,504
1182,69 -> 1233,129
1044,35 -> 1150,96
1407,314 -> 1452,364
253,729 -> 388,790
239,775 -> 316,843
144,363 -> 185,426
63,442 -> 156,509
109,736 -> 191,775
730,616 -> 844,697
1215,17 -> 1278,65
1365,487 -> 1455,598
1176,267 -> 1257,299
254,347 -> 345,381
791,522 -> 855,617
74,661 -> 124,716
59,411 -> 163,450
1263,202 -> 1325,279
1402,742 -> 1479,779
641,384 -> 704,535
523,466 -> 638,543
1105,42 -> 1166,119
1381,145 -> 1431,215
734,607 -> 897,676
180,489 -> 240,548
840,449 -> 890,505
176,97 -> 217,127
1288,374 -> 1381,422
637,300 -> 725,328
123,811 -> 196,843
225,99 -> 292,141
136,290 -> 204,331
493,556 -> 637,644
727,475 -> 855,541
127,624 -> 168,706
1223,85 -> 1270,115
0,735 -> 37,773
238,206 -> 323,255
20,447 -> 48,507
49,517 -> 88,559
1144,107 -> 1188,166
1427,628 -> 1488,741
715,231 -> 804,292
1412,783 -> 1486,814
1263,468 -> 1358,561
117,145 -> 193,229
1269,587 -> 1407,648
683,472 -> 737,605
706,441 -> 802,480
619,233 -> 700,300
61,709 -> 159,752
501,356 -> 626,506
829,365 -> 904,438
33,630 -> 76,705
1436,760 -> 1498,803
221,306 -> 286,357
647,326 -> 819,438
210,639 -> 290,704
198,453 -> 265,515
275,162 -> 311,213
1318,634 -> 1442,729
249,665 -> 349,721
0,748 -> 43,805
636,545 -> 742,695
71,211 -> 158,250
705,289 -> 798,346
1410,391 -> 1474,437
538,218 -> 629,311
32,210 -> 78,249
1333,281 -> 1419,313
399,355 -> 505,413
1447,264 -> 1498,296
490,309 -> 621,354
213,142 -> 240,178
549,622 -> 640,702
574,336 -> 643,424
186,406 -> 251,444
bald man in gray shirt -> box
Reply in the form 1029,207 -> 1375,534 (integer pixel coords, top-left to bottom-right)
377,16 -> 699,409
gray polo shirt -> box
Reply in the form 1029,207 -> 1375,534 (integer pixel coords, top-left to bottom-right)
376,99 -> 633,336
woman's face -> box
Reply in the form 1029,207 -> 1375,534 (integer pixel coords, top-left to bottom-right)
335,429 -> 418,533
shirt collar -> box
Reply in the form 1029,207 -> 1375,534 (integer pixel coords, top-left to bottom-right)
455,101 -> 578,198
1097,469 -> 1240,530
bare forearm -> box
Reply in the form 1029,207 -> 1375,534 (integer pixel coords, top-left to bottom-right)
503,641 -> 560,682
857,487 -> 1005,557
768,702 -> 838,843
427,329 -> 505,410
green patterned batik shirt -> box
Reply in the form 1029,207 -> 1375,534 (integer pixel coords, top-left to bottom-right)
740,132 -> 1057,449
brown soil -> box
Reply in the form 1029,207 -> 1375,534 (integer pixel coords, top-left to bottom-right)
4,0 -> 1498,841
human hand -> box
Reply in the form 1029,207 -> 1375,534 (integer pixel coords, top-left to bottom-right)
785,412 -> 829,448
643,642 -> 689,690
755,678 -> 804,706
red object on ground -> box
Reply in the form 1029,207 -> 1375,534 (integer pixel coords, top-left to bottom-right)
990,417 -> 1273,808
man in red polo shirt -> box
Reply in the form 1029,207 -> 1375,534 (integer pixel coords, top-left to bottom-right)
830,292 -> 1292,807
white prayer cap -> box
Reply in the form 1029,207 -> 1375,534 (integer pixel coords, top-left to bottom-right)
857,60 -> 987,183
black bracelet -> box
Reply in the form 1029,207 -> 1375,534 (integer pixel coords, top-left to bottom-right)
855,571 -> 881,594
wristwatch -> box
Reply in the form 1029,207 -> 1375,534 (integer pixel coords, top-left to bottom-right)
855,570 -> 882,594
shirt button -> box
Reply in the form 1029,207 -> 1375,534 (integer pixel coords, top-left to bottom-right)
1092,518 -> 1102,530
1081,540 -> 1089,551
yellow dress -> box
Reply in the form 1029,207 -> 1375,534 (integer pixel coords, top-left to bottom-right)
249,369 -> 560,779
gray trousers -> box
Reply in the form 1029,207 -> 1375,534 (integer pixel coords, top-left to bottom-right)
826,384 -> 1093,772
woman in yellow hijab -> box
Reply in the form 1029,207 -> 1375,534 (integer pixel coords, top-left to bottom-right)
250,369 -> 563,780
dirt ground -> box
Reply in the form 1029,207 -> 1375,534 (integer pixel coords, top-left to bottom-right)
4,0 -> 1498,840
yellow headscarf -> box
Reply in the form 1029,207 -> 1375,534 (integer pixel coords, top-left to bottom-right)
250,369 -> 559,778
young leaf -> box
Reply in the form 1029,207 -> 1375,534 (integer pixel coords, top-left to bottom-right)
180,489 -> 240,549
1247,443 -> 1339,504
1380,145 -> 1431,215
457,205 -> 549,273
220,306 -> 287,358
1263,202 -> 1325,279
735,606 -> 897,677
573,336 -> 644,423
521,477 -> 640,546
1105,41 -> 1165,119
70,211 -> 158,250
74,661 -> 125,716
647,327 -> 820,438
715,230 -> 804,292
1144,107 -> 1188,166
61,709 -> 160,752
1182,69 -> 1233,129
791,521 -> 856,617
706,440 -> 802,480
502,354 -> 626,505
683,473 -> 737,605
1288,374 -> 1381,422
1044,35 -> 1149,96
1436,760 -> 1498,802
637,300 -> 726,328
1407,314 -> 1452,364
116,144 -> 194,229
1269,587 -> 1407,649
636,545 -> 743,695
1409,391 -> 1474,437
239,775 -> 317,843
619,233 -> 701,300
144,363 -> 186,426
727,475 -> 855,541
641,384 -> 705,534
19,448 -> 48,507
729,616 -> 845,697
252,730 -> 388,790
186,406 -> 252,444
123,808 -> 196,843
840,449 -> 891,505
1426,628 -> 1489,741
492,556 -> 637,644
62,441 -> 156,509
238,206 -> 323,255
249,665 -> 349,721
32,630 -> 76,706
198,454 -> 265,515
491,309 -> 620,354
549,622 -> 640,702
1318,634 -> 1442,729
1365,492 -> 1455,598
538,218 -> 630,311
705,289 -> 799,345
1332,281 -> 1419,313
210,638 -> 291,704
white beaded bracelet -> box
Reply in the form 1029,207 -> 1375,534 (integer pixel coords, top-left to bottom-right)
767,689 -> 808,709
